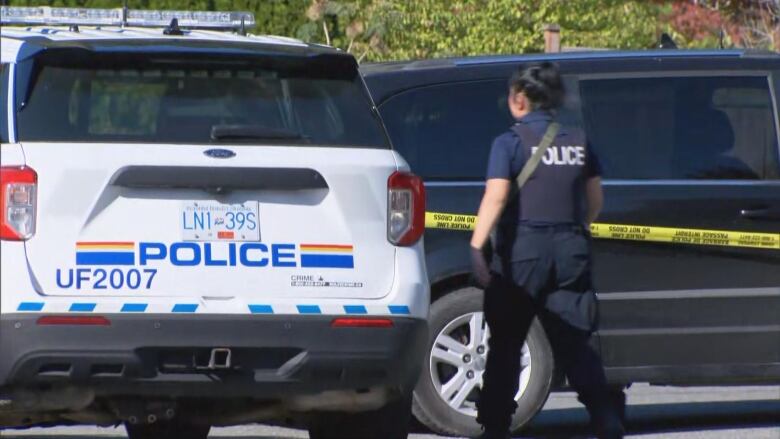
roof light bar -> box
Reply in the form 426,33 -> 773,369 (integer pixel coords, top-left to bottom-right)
126,10 -> 255,30
0,6 -> 255,31
1,6 -> 121,26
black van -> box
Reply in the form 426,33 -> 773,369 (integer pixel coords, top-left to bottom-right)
362,49 -> 780,437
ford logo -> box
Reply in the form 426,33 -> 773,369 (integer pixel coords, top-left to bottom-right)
204,149 -> 236,159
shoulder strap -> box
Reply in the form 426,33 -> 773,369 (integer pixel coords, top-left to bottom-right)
484,122 -> 560,251
511,122 -> 560,189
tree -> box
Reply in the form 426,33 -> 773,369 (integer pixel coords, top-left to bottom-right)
664,0 -> 780,50
373,0 -> 664,61
661,1 -> 737,47
296,0 -> 400,62
28,1 -> 778,59
725,0 -> 780,50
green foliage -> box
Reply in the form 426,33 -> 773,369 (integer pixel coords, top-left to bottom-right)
375,0 -> 664,61
227,0 -> 309,37
7,0 -> 668,60
296,0 -> 400,61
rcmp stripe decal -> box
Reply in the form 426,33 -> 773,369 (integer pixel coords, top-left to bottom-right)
120,303 -> 148,313
17,302 -> 44,312
172,304 -> 198,313
15,303 -> 414,316
249,305 -> 274,314
296,305 -> 322,314
389,305 -> 411,315
75,242 -> 135,265
69,303 -> 96,312
299,244 -> 355,269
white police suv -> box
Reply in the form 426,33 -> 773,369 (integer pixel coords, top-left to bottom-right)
0,6 -> 428,439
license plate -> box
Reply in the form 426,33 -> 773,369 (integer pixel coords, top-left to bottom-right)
181,201 -> 260,241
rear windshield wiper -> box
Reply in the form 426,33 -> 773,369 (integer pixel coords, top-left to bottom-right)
210,125 -> 308,143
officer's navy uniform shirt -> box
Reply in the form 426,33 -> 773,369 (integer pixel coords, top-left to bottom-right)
486,110 -> 602,229
486,110 -> 604,332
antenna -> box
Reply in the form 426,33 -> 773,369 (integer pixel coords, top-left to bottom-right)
719,29 -> 725,49
163,18 -> 184,36
238,16 -> 246,36
122,0 -> 128,27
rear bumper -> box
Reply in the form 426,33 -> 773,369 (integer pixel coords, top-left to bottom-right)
0,313 -> 427,399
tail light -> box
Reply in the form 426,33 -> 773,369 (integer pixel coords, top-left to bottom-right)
331,317 -> 394,328
387,171 -> 425,246
0,166 -> 37,241
37,316 -> 111,326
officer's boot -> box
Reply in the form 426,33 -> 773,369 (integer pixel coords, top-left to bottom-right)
578,393 -> 625,439
593,408 -> 625,439
474,398 -> 515,439
609,387 -> 627,426
473,412 -> 513,439
473,431 -> 512,439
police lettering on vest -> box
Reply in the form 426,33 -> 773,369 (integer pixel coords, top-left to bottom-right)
531,145 -> 586,166
486,111 -> 603,225
513,122 -> 594,224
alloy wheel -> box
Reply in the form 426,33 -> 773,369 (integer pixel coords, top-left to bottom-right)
428,311 -> 532,417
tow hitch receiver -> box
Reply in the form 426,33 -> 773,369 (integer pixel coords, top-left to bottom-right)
206,348 -> 232,370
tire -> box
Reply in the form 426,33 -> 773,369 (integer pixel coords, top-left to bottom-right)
125,420 -> 211,439
308,391 -> 412,439
412,286 -> 553,437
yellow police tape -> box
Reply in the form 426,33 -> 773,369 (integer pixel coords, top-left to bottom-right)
424,212 -> 780,250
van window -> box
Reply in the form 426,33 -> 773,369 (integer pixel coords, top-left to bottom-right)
378,78 -> 584,180
379,80 -> 512,180
580,75 -> 779,180
0,64 -> 8,143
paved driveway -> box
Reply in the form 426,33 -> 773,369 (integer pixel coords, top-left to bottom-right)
2,385 -> 779,438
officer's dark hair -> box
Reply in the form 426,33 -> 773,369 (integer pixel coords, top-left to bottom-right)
509,62 -> 564,110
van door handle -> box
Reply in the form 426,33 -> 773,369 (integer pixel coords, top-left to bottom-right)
740,208 -> 780,221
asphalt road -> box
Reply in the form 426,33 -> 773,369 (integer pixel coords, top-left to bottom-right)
2,384 -> 779,438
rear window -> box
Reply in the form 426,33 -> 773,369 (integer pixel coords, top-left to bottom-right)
16,51 -> 388,148
580,75 -> 779,180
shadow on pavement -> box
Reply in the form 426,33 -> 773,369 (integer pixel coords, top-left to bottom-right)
2,400 -> 778,438
519,399 -> 780,438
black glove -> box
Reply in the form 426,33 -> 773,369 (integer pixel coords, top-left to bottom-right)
470,245 -> 492,289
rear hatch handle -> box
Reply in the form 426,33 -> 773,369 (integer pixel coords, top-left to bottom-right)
111,166 -> 328,194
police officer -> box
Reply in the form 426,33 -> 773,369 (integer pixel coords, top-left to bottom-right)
469,62 -> 625,439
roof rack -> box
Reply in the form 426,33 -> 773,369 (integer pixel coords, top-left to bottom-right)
0,6 -> 255,31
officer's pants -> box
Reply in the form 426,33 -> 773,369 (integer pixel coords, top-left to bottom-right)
476,226 -> 625,439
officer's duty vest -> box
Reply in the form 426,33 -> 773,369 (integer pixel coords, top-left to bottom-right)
511,122 -> 590,224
